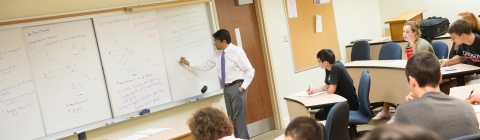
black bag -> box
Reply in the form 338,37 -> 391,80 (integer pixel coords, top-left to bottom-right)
419,17 -> 450,43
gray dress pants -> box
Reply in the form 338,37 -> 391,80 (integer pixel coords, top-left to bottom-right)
223,82 -> 249,139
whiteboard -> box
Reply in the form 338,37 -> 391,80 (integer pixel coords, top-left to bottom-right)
23,19 -> 112,134
156,3 -> 221,101
0,28 -> 45,140
93,11 -> 172,117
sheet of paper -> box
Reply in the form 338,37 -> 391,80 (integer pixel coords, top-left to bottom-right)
315,15 -> 322,33
441,66 -> 456,71
118,134 -> 149,140
286,0 -> 298,18
473,105 -> 480,113
293,91 -> 326,97
135,128 -> 171,136
449,84 -> 478,99
234,28 -> 243,48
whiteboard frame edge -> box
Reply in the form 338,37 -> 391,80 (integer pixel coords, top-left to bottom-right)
33,89 -> 223,140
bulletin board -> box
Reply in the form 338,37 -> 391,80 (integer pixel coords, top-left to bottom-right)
285,0 -> 340,72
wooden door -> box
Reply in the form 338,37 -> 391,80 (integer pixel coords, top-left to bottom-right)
214,0 -> 275,137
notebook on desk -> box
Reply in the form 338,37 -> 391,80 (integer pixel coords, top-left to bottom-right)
292,91 -> 326,97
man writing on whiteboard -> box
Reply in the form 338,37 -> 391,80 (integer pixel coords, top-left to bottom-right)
179,29 -> 255,139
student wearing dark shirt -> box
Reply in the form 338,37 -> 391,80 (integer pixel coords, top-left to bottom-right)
449,12 -> 480,59
307,49 -> 359,120
443,19 -> 480,67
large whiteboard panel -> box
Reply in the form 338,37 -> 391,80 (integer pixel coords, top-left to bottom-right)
0,28 -> 45,140
93,11 -> 172,117
156,3 -> 220,101
23,19 -> 112,134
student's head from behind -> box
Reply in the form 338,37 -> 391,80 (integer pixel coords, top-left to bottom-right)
360,123 -> 442,140
187,106 -> 233,140
285,116 -> 324,140
316,49 -> 335,69
458,12 -> 480,33
448,19 -> 473,44
405,52 -> 442,97
403,21 -> 421,41
212,29 -> 231,50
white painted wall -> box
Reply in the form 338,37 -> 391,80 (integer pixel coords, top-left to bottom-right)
259,0 -> 325,127
259,0 -> 382,127
332,0 -> 383,62
378,0 -> 480,29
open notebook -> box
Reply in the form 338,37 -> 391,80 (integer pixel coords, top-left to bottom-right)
472,105 -> 480,113
292,91 -> 327,97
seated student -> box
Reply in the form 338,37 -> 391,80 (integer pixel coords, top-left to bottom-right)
187,106 -> 243,140
307,49 -> 359,120
449,12 -> 480,59
396,52 -> 480,139
373,21 -> 435,124
360,123 -> 442,140
284,116 -> 325,140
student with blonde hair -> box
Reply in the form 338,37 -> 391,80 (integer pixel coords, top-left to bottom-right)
372,21 -> 434,124
188,106 -> 243,140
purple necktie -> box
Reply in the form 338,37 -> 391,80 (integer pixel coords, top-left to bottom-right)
221,51 -> 226,87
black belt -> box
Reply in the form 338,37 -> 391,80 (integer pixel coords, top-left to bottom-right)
225,79 -> 244,87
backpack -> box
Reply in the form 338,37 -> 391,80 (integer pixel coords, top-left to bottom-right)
419,17 -> 450,43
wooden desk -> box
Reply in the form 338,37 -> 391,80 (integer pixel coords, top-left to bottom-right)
449,84 -> 480,128
345,34 -> 452,62
142,120 -> 192,140
344,60 -> 480,104
284,93 -> 346,122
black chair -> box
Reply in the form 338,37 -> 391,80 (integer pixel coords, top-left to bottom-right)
324,102 -> 350,140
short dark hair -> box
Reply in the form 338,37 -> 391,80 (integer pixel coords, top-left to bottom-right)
317,49 -> 335,64
448,19 -> 473,35
212,29 -> 231,44
285,116 -> 324,140
360,123 -> 442,140
405,52 -> 441,87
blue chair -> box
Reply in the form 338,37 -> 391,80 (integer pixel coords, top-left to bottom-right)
378,42 -> 402,60
370,43 -> 401,111
450,133 -> 480,140
432,41 -> 449,59
348,70 -> 371,139
324,102 -> 350,140
351,41 -> 370,61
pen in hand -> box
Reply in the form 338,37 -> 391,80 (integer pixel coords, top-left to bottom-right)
468,90 -> 475,99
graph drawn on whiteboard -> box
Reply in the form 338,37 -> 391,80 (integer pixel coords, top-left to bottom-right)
23,19 -> 112,134
93,10 -> 172,117
43,44 -> 98,92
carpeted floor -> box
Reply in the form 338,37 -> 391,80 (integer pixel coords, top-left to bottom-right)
251,108 -> 394,140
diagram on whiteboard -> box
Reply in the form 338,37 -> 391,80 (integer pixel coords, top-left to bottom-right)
43,44 -> 97,91
93,10 -> 172,117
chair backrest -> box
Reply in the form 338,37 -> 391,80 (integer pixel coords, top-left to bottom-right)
378,42 -> 402,60
324,102 -> 350,140
432,41 -> 449,59
358,70 -> 372,118
451,133 -> 480,140
351,41 -> 370,61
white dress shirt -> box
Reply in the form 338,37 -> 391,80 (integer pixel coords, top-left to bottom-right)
189,43 -> 255,89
